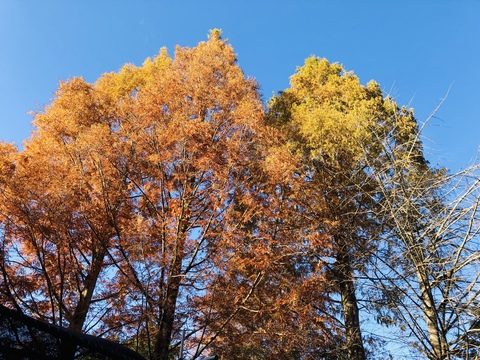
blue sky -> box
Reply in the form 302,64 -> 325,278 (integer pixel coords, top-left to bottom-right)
1,1 -> 479,172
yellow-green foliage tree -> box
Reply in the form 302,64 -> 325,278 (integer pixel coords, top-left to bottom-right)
267,57 -> 428,360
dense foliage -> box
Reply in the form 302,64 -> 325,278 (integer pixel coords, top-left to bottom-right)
1,30 -> 479,360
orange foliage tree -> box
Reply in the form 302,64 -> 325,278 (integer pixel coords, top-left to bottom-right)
0,30 -> 273,360
0,77 -> 132,358
194,158 -> 343,359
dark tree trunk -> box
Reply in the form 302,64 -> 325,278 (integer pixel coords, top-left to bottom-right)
62,248 -> 107,360
336,251 -> 366,360
153,245 -> 184,360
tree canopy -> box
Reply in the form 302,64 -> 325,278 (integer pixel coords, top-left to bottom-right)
1,30 -> 479,360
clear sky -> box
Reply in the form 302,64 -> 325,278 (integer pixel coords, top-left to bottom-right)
1,1 -> 479,172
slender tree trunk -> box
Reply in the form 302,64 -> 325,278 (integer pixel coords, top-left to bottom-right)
61,247 -> 107,360
415,261 -> 449,360
404,225 -> 449,360
69,247 -> 107,332
336,251 -> 366,360
154,234 -> 185,360
154,275 -> 182,360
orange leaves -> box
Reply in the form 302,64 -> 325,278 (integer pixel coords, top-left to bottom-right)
0,142 -> 16,187
33,78 -> 98,141
264,144 -> 299,185
0,30 -> 346,358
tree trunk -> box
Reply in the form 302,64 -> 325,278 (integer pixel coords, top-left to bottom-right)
153,237 -> 185,360
61,247 -> 107,360
154,277 -> 181,360
336,252 -> 366,360
415,262 -> 449,360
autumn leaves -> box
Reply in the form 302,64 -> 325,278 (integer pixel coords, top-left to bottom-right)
0,30 -> 477,360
